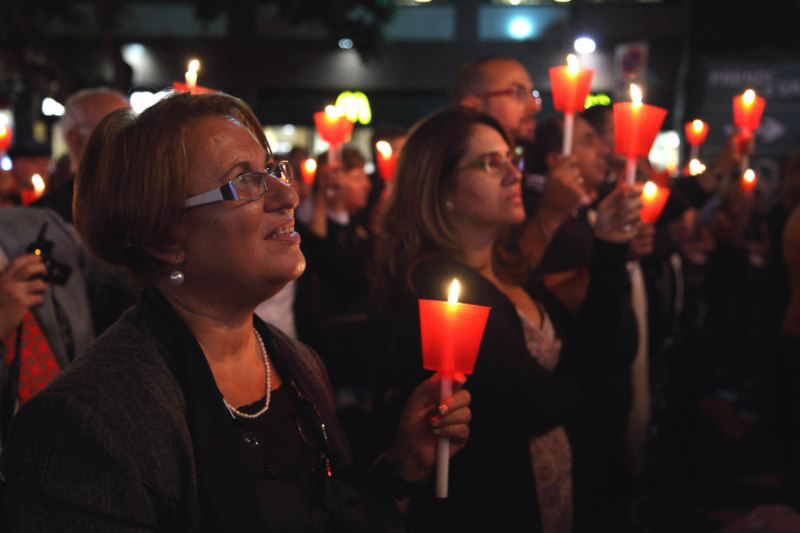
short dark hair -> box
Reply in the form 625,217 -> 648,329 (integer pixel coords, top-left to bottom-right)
452,56 -> 518,102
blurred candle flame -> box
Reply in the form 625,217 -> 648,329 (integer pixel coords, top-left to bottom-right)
31,174 -> 45,193
630,83 -> 643,108
376,140 -> 393,158
566,54 -> 579,76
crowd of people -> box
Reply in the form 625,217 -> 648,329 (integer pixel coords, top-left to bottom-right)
0,55 -> 798,532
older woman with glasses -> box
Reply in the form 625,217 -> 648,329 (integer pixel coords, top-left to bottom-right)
374,106 -> 641,533
1,92 -> 470,532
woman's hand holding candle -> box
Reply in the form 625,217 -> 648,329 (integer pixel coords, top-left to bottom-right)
385,373 -> 471,485
593,183 -> 643,242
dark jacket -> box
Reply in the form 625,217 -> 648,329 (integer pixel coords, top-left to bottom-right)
1,288 -> 399,532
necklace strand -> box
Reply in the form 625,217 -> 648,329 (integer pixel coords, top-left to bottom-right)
222,330 -> 271,419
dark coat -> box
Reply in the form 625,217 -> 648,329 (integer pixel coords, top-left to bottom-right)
0,288 -> 364,532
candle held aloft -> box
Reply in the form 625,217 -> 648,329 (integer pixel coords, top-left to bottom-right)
184,59 -> 200,89
300,158 -> 317,185
549,54 -> 594,155
613,84 -> 667,185
419,278 -> 490,498
314,105 -> 356,164
684,119 -> 708,162
733,89 -> 766,136
741,168 -> 757,192
640,180 -> 670,224
375,140 -> 397,182
20,173 -> 46,205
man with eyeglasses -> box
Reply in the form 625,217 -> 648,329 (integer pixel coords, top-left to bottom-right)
454,56 -> 587,271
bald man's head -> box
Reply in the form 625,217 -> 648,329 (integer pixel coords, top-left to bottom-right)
61,88 -> 130,171
454,57 -> 541,143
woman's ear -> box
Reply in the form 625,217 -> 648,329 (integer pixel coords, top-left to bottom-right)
144,220 -> 186,266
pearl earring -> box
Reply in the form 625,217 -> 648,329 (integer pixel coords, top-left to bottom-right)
445,200 -> 455,211
169,269 -> 185,285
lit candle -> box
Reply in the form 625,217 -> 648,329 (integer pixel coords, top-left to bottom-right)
0,122 -> 12,153
733,89 -> 766,174
313,105 -> 355,164
21,173 -> 46,205
684,119 -> 708,162
741,168 -> 757,193
375,140 -> 397,182
640,180 -> 670,224
418,278 -> 490,498
185,59 -> 200,89
613,83 -> 668,185
688,158 -> 706,176
300,158 -> 317,185
549,54 -> 594,155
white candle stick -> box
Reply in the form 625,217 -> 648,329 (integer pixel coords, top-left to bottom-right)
625,158 -> 637,185
435,375 -> 452,499
562,113 -> 574,156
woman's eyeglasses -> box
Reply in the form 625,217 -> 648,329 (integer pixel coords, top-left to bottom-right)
456,152 -> 524,176
184,160 -> 294,209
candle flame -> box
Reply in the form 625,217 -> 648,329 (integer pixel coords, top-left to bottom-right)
31,173 -> 45,193
324,104 -> 343,121
743,168 -> 756,183
643,181 -> 658,200
303,158 -> 317,173
630,84 -> 643,108
187,59 -> 200,73
692,119 -> 704,133
688,158 -> 706,176
566,54 -> 580,76
447,279 -> 460,305
376,140 -> 392,158
0,124 -> 7,137
742,89 -> 756,106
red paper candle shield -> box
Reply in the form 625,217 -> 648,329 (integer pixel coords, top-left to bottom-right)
314,108 -> 355,146
418,300 -> 490,376
172,81 -> 216,95
684,120 -> 708,147
741,169 -> 757,192
300,158 -> 317,185
640,181 -> 670,224
549,60 -> 594,114
375,141 -> 397,182
613,102 -> 667,159
0,123 -> 12,152
733,90 -> 766,134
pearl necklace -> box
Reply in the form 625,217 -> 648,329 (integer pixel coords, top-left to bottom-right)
222,330 -> 271,419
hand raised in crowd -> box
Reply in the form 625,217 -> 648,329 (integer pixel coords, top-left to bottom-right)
539,155 -> 587,222
594,183 -> 643,243
385,373 -> 471,484
308,161 -> 345,238
628,222 -> 656,259
0,254 -> 48,337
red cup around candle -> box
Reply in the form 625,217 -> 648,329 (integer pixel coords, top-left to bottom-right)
741,169 -> 757,193
0,124 -> 12,152
549,63 -> 594,114
300,158 -> 317,186
418,299 -> 490,376
684,119 -> 708,147
172,81 -> 216,95
640,180 -> 670,224
613,102 -> 668,160
733,90 -> 766,136
314,108 -> 355,147
375,141 -> 397,183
